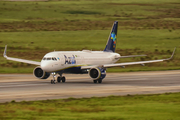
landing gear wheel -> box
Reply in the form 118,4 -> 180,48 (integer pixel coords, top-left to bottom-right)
51,80 -> 56,84
51,80 -> 53,84
93,80 -> 97,83
98,79 -> 102,83
62,76 -> 66,83
51,72 -> 56,84
53,80 -> 56,84
57,76 -> 61,83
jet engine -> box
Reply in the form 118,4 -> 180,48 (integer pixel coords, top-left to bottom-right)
33,66 -> 50,79
89,67 -> 106,80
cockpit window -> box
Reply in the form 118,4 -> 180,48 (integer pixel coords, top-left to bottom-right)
47,58 -> 51,60
52,57 -> 57,61
43,57 -> 46,60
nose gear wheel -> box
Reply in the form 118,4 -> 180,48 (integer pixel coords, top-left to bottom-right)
51,72 -> 57,84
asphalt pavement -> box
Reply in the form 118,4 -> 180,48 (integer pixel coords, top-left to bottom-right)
0,70 -> 180,103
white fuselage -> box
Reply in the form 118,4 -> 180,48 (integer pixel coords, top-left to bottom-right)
41,50 -> 121,72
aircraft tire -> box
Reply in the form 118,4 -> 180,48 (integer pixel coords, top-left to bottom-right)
53,80 -> 56,84
62,77 -> 66,83
51,80 -> 53,84
98,79 -> 102,83
93,80 -> 97,83
57,77 -> 61,83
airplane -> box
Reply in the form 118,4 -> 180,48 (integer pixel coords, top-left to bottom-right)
3,21 -> 176,84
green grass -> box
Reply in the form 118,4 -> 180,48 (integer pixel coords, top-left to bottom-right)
0,67 -> 36,73
1,29 -> 179,50
0,0 -> 180,31
0,92 -> 180,119
0,29 -> 180,73
0,0 -> 180,73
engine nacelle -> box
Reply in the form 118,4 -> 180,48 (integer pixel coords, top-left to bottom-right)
33,66 -> 50,79
89,67 -> 106,80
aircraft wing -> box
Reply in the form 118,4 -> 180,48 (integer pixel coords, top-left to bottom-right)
3,45 -> 41,66
81,48 -> 176,69
119,54 -> 147,58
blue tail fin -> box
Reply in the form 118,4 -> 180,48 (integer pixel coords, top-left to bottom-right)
104,21 -> 118,52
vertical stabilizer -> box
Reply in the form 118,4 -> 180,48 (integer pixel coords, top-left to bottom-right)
104,21 -> 118,52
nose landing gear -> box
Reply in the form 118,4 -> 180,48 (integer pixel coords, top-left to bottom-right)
51,72 -> 57,84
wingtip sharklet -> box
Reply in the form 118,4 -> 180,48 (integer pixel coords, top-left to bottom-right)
3,45 -> 7,58
165,47 -> 176,60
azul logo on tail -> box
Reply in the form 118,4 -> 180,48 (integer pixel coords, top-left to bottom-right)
111,32 -> 117,48
104,21 -> 118,52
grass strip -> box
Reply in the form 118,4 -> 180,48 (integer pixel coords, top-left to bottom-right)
0,92 -> 180,120
0,30 -> 180,73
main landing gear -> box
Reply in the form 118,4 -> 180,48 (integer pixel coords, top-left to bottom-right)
50,72 -> 66,84
57,76 -> 66,83
93,79 -> 102,83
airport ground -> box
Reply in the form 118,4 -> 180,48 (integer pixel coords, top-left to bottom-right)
0,70 -> 180,103
0,70 -> 180,119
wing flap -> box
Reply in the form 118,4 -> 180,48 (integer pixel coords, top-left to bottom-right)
119,55 -> 147,58
103,59 -> 164,68
81,65 -> 100,69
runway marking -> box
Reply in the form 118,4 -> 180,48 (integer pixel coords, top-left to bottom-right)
0,74 -> 180,83
108,78 -> 148,81
0,77 -> 90,82
0,83 -> 48,88
0,86 -> 180,98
